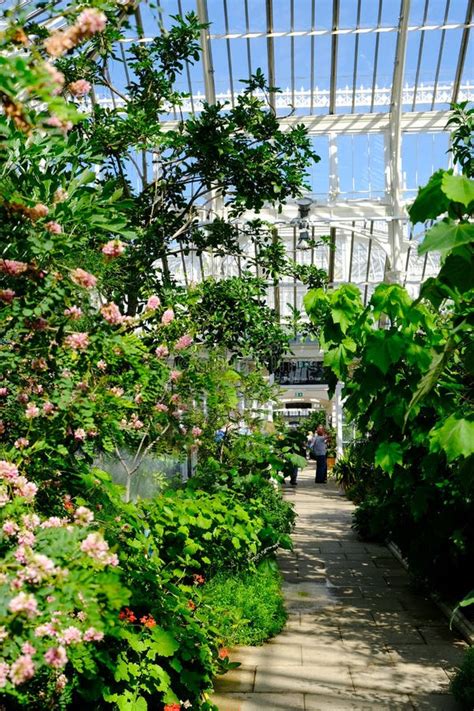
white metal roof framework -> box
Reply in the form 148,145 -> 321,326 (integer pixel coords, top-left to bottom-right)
17,0 -> 474,314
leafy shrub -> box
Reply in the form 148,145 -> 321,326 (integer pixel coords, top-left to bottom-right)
451,646 -> 474,709
199,560 -> 287,646
143,489 -> 262,576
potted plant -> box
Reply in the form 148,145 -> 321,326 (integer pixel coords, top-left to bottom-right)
325,427 -> 337,470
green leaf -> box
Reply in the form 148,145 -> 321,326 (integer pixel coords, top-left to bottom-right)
365,332 -> 404,375
441,173 -> 474,208
303,288 -> 327,316
408,169 -> 451,224
459,590 -> 474,608
429,415 -> 474,461
375,442 -> 403,474
405,348 -> 447,425
150,628 -> 179,657
418,219 -> 474,255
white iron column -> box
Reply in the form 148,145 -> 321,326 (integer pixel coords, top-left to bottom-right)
332,381 -> 344,458
387,0 -> 410,282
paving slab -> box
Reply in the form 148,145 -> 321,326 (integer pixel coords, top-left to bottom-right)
212,470 -> 463,710
211,692 -> 305,710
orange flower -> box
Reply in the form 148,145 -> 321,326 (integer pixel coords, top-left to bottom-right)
187,600 -> 196,611
218,647 -> 229,659
140,615 -> 157,628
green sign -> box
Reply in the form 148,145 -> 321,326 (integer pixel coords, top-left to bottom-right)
295,392 -> 304,397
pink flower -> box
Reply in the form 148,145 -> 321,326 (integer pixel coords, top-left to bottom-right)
96,359 -> 107,371
59,626 -> 82,645
80,533 -> 118,566
68,79 -> 91,96
0,662 -> 9,688
155,403 -> 168,413
192,426 -> 203,437
109,386 -> 124,397
170,394 -> 180,404
64,305 -> 82,320
22,513 -> 40,530
25,403 -> 40,419
8,592 -> 38,618
155,345 -> 169,358
0,459 -> 19,482
0,288 -> 16,303
46,116 -> 62,128
74,506 -> 94,525
130,414 -> 144,430
0,259 -> 28,276
102,240 -> 125,258
45,221 -> 62,234
2,520 -> 19,536
56,673 -> 68,691
35,623 -> 57,638
175,334 -> 193,350
146,295 -> 161,310
17,530 -> 36,546
170,370 -> 182,383
14,477 -> 38,502
44,62 -> 65,93
71,268 -> 97,289
53,187 -> 68,203
161,308 -> 174,325
83,627 -> 104,642
76,8 -> 107,34
0,388 -> 8,397
28,203 -> 49,220
42,401 -> 55,415
65,332 -> 89,351
14,438 -> 29,450
21,642 -> 36,655
41,516 -> 65,529
100,302 -> 123,325
10,655 -> 35,685
0,487 -> 10,507
44,646 -> 67,669
23,553 -> 57,583
73,428 -> 86,442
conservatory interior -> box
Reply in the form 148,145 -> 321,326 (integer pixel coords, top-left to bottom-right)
0,0 -> 473,709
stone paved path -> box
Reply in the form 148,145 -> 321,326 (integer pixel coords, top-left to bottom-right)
213,467 -> 468,710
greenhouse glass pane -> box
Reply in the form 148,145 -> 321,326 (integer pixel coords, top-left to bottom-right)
307,136 -> 329,199
206,0 -> 226,34
226,0 -> 266,33
336,134 -> 385,200
402,132 -> 450,199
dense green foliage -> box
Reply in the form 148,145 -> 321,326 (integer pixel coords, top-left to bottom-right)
200,561 -> 287,647
451,646 -> 474,709
305,104 -> 474,600
0,2 -> 312,707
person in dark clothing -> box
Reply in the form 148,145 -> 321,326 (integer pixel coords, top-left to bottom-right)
310,425 -> 328,483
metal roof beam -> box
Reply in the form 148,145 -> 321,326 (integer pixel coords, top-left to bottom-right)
452,0 -> 473,104
265,0 -> 276,112
154,109 -> 454,136
329,0 -> 340,115
196,0 -> 216,105
387,0 -> 411,281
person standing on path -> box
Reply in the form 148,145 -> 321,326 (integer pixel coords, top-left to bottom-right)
310,425 -> 328,483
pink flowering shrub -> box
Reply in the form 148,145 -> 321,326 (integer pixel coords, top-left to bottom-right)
0,462 -> 125,704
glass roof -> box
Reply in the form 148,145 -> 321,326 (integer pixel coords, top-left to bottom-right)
4,0 -> 473,298
102,0 -> 474,117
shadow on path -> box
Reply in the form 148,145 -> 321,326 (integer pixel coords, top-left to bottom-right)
213,468 -> 467,710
